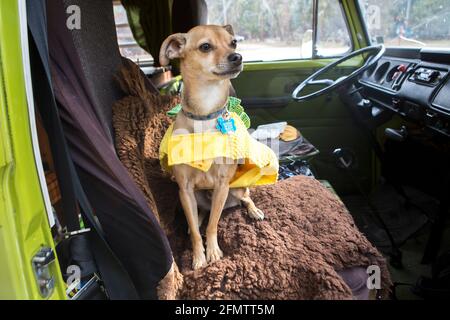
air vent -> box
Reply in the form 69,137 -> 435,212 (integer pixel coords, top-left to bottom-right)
374,62 -> 390,83
364,61 -> 378,78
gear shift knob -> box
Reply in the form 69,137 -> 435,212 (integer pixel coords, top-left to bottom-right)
332,148 -> 354,170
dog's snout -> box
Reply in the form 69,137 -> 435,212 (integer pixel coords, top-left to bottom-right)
228,53 -> 242,65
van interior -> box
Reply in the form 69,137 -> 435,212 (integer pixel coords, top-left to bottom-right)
10,0 -> 450,300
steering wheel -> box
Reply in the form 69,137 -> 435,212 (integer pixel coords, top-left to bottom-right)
292,44 -> 385,102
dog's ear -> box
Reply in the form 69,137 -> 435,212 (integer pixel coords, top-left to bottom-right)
223,25 -> 234,36
159,33 -> 187,66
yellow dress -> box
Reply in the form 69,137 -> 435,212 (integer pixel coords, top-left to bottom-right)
159,112 -> 279,188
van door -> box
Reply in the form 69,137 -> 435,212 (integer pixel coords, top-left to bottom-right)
0,0 -> 66,299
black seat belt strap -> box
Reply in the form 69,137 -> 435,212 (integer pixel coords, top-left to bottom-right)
27,26 -> 139,299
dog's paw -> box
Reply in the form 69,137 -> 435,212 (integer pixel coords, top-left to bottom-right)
192,251 -> 207,270
206,244 -> 223,264
247,206 -> 264,220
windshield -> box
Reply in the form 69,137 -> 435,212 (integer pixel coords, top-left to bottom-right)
358,0 -> 450,48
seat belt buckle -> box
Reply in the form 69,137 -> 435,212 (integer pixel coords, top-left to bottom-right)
63,227 -> 91,239
67,273 -> 105,300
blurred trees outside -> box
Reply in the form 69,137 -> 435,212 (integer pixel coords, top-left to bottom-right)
360,0 -> 450,43
206,0 -> 313,44
207,0 -> 450,46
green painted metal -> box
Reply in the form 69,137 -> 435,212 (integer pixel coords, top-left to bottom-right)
342,0 -> 371,50
0,0 -> 66,300
242,57 -> 362,72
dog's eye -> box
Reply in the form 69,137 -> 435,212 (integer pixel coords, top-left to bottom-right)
199,43 -> 212,52
231,39 -> 237,48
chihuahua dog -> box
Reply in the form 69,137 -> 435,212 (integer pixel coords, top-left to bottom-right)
159,25 -> 264,270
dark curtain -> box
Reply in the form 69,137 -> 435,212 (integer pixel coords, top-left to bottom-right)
121,0 -> 173,65
172,0 -> 208,33
38,0 -> 173,299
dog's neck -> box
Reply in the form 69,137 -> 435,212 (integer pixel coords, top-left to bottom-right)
181,73 -> 230,117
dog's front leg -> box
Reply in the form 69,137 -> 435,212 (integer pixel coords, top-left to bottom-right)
178,182 -> 206,270
206,180 -> 229,263
230,188 -> 264,220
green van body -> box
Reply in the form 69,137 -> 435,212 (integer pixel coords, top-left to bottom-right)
0,0 -> 66,300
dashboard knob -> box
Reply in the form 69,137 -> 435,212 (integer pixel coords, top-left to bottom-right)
362,99 -> 372,108
392,98 -> 401,110
398,64 -> 407,72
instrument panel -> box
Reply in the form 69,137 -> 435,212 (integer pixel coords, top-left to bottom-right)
358,48 -> 450,137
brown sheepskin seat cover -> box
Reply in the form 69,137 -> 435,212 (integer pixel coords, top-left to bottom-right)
112,59 -> 392,299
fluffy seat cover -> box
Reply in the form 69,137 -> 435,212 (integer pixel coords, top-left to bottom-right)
112,59 -> 391,299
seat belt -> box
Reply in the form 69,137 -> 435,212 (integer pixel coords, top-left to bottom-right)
28,28 -> 139,300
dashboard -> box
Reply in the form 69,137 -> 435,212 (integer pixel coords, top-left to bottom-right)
358,47 -> 450,138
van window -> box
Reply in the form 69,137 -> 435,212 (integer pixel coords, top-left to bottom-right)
359,0 -> 450,48
316,0 -> 352,57
205,0 -> 314,62
113,2 -> 154,63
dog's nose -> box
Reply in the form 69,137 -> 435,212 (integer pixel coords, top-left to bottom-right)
228,53 -> 242,65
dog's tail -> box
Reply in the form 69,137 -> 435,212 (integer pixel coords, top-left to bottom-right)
115,57 -> 156,101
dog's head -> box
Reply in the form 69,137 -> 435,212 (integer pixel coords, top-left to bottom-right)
159,25 -> 243,81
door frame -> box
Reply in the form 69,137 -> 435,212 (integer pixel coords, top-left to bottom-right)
0,0 -> 66,300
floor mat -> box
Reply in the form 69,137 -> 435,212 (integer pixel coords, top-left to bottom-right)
342,184 -> 439,254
